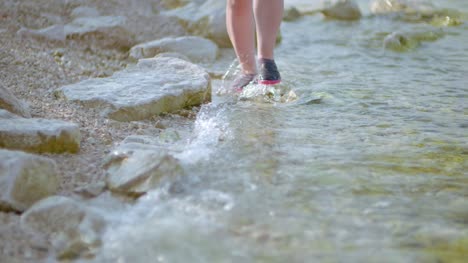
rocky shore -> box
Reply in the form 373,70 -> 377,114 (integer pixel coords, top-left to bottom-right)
0,0 -> 464,262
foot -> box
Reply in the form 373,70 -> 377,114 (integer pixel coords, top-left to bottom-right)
258,58 -> 281,85
231,72 -> 257,92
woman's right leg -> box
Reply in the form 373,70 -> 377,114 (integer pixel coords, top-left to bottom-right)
226,0 -> 256,75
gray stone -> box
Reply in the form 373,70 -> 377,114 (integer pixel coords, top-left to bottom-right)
0,109 -> 19,119
125,15 -> 187,44
17,24 -> 66,42
321,0 -> 362,20
18,12 -> 186,48
104,140 -> 184,195
155,52 -> 191,62
0,149 -> 59,212
0,84 -> 31,118
129,36 -> 218,63
20,196 -> 106,260
0,115 -> 81,153
65,16 -> 134,48
61,57 -> 211,122
163,0 -> 230,47
71,7 -> 100,19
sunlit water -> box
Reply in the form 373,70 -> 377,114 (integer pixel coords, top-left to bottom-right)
84,1 -> 467,262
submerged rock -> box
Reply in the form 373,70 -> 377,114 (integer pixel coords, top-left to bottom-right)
0,149 -> 59,212
321,0 -> 362,20
370,0 -> 463,26
383,32 -> 418,51
0,114 -> 81,153
20,196 -> 106,260
239,84 -> 298,104
129,36 -> 218,63
61,57 -> 211,122
283,6 -> 303,22
383,27 -> 444,52
163,0 -> 230,47
104,140 -> 184,196
0,84 -> 31,118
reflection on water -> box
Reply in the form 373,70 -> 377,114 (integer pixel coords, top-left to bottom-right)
88,0 -> 467,262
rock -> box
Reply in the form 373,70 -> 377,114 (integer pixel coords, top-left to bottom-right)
104,139 -> 184,196
321,0 -> 362,20
129,36 -> 218,63
370,0 -> 435,15
155,52 -> 191,61
73,182 -> 107,199
61,57 -> 211,122
70,6 -> 101,18
283,6 -> 303,22
383,32 -> 418,52
0,149 -> 59,212
0,85 -> 31,118
161,0 -> 191,9
18,12 -> 186,48
124,15 -> 187,44
370,0 -> 463,26
20,196 -> 106,260
163,0 -> 230,47
17,16 -> 133,48
17,24 -> 66,42
383,27 -> 444,52
0,115 -> 81,153
65,16 -> 133,48
70,7 -> 100,19
0,109 -> 18,119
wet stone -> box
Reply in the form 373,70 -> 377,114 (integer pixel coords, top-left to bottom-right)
104,139 -> 185,196
283,6 -> 303,22
383,27 -> 444,52
321,0 -> 362,20
0,149 -> 59,212
129,36 -> 218,63
0,114 -> 81,154
61,57 -> 211,122
370,0 -> 435,15
20,196 -> 106,260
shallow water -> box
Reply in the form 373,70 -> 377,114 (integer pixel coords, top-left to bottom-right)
86,1 -> 467,262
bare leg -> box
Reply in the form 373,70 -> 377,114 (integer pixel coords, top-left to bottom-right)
226,0 -> 257,74
253,0 -> 283,60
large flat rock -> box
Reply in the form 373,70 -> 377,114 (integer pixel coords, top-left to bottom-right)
0,84 -> 31,118
0,113 -> 81,153
61,57 -> 211,122
129,36 -> 218,63
0,149 -> 59,212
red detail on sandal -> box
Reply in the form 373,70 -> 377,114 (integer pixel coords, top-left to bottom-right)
258,79 -> 281,85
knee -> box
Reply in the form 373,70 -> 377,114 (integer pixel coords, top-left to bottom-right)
227,0 -> 250,11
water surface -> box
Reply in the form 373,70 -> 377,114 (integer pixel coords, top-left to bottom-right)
88,1 -> 468,262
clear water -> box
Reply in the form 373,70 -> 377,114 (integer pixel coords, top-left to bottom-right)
86,1 -> 467,262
